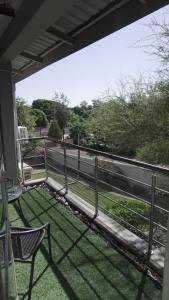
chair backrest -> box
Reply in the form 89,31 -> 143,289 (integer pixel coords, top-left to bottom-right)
0,231 -> 11,266
11,226 -> 46,260
0,232 -> 5,264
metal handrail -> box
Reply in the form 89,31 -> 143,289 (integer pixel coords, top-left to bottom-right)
20,136 -> 169,261
19,136 -> 169,175
46,137 -> 169,175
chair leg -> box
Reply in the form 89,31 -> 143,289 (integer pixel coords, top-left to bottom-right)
28,256 -> 36,300
18,199 -> 23,216
47,224 -> 52,262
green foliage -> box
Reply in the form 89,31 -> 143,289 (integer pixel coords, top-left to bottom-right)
32,108 -> 48,128
105,197 -> 150,230
88,80 -> 169,164
32,94 -> 70,130
53,92 -> 70,130
73,100 -> 92,119
16,97 -> 36,133
48,120 -> 62,140
136,140 -> 169,165
83,141 -> 112,153
32,99 -> 56,122
69,112 -> 87,144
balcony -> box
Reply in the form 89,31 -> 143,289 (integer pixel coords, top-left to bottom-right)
5,135 -> 168,298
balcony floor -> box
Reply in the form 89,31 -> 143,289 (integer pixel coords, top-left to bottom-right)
9,187 -> 162,300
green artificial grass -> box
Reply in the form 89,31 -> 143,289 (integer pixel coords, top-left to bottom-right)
9,187 -> 162,300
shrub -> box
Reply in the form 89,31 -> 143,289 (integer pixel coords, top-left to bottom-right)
105,196 -> 150,231
136,140 -> 169,165
48,120 -> 62,140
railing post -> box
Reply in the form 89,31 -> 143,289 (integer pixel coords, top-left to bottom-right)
147,173 -> 156,260
20,143 -> 24,184
94,156 -> 99,217
44,138 -> 48,181
77,148 -> 80,180
64,145 -> 68,193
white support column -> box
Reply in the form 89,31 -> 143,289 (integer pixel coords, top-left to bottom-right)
0,61 -> 18,181
162,214 -> 169,300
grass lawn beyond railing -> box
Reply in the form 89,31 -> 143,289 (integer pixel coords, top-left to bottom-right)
32,170 -> 168,246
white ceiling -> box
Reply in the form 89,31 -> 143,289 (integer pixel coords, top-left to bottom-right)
0,0 -> 168,82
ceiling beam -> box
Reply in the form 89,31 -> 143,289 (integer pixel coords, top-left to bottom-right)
20,51 -> 43,63
46,27 -> 74,46
14,0 -> 169,83
0,0 -> 77,62
12,68 -> 22,75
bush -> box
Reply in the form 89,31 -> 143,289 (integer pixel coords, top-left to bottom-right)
32,108 -> 48,128
48,120 -> 62,140
82,141 -> 112,153
136,140 -> 169,165
105,197 -> 150,231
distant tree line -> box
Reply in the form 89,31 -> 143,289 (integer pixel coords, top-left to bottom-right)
16,16 -> 169,165
16,79 -> 169,166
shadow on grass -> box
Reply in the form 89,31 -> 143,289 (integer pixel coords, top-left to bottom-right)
12,187 -> 161,300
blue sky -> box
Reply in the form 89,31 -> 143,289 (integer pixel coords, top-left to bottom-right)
16,5 -> 169,107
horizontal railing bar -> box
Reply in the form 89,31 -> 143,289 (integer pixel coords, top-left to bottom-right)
21,138 -> 169,253
98,192 -> 150,222
153,204 -> 169,214
97,177 -> 151,204
46,162 -> 65,177
47,163 -> 80,185
153,221 -> 167,231
97,165 -> 151,188
70,179 -> 166,232
23,154 -> 44,159
46,164 -> 95,204
155,187 -> 169,195
55,172 -> 151,241
20,136 -> 169,176
152,238 -> 165,248
47,148 -> 64,155
44,137 -> 169,176
25,163 -> 45,167
18,137 -> 43,142
69,186 -> 95,206
47,163 -> 168,233
101,207 -> 149,240
47,147 -> 152,189
47,151 -> 95,170
61,164 -> 96,182
46,155 -> 64,162
78,158 -> 95,167
47,159 -> 153,205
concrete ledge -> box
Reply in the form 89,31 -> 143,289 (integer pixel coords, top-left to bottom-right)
46,177 -> 165,276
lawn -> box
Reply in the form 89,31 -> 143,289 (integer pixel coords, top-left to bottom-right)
29,170 -> 167,246
9,187 -> 162,300
47,171 -> 168,235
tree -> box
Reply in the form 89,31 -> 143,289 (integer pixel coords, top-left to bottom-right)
88,78 -> 169,161
69,112 -> 87,144
73,100 -> 92,119
32,99 -> 56,122
48,120 -> 62,140
16,97 -> 36,133
141,16 -> 169,78
53,92 -> 70,135
32,108 -> 48,135
32,109 -> 48,127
